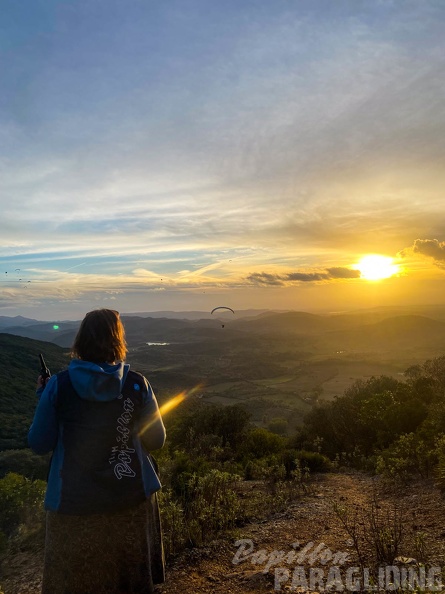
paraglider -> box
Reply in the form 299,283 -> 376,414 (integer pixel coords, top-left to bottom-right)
211,306 -> 235,328
211,306 -> 235,315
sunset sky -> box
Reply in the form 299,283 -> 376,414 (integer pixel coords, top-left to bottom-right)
1,0 -> 445,320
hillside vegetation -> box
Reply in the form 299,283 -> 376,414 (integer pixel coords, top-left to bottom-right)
2,322 -> 445,591
0,335 -> 69,451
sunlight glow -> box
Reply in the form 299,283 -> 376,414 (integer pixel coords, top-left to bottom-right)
158,392 -> 187,416
138,384 -> 203,436
355,255 -> 400,281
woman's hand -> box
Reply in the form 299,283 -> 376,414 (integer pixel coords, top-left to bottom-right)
37,375 -> 50,389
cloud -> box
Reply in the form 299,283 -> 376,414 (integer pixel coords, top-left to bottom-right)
132,268 -> 162,279
287,272 -> 329,282
399,238 -> 445,262
246,272 -> 285,286
247,267 -> 360,286
1,2 -> 445,319
327,267 -> 361,279
412,239 -> 445,261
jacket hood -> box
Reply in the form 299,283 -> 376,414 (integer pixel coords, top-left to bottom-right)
68,359 -> 130,402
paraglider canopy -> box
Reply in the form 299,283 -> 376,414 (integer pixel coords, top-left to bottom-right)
211,306 -> 235,328
211,306 -> 235,315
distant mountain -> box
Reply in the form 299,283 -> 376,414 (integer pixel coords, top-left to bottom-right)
232,310 -> 400,335
2,308 -> 445,355
0,320 -> 80,348
122,316 -> 195,345
122,309 -> 275,320
317,315 -> 445,353
0,315 -> 229,347
332,304 -> 445,323
0,311 -> 275,346
0,315 -> 40,327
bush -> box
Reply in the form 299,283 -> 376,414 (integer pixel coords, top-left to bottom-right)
296,450 -> 331,473
376,433 -> 435,484
244,458 -> 268,480
162,450 -> 212,499
0,448 -> 50,480
332,491 -> 405,566
240,427 -> 286,460
433,434 -> 445,492
0,472 -> 46,536
185,469 -> 241,545
267,418 -> 288,436
158,489 -> 187,559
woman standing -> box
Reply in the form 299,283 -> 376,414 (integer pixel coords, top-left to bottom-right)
28,309 -> 166,594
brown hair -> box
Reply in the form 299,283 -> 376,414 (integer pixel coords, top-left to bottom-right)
71,309 -> 127,363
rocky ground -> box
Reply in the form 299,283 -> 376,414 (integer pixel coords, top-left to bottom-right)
3,472 -> 445,593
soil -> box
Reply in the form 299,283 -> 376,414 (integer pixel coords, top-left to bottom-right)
2,471 -> 445,594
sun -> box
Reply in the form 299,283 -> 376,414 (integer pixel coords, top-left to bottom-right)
355,255 -> 400,281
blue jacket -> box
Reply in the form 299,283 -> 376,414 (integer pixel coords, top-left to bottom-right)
28,360 -> 166,515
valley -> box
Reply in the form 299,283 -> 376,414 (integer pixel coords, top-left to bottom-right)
2,305 -> 445,439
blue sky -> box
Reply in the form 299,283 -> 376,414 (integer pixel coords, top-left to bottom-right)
1,0 -> 445,320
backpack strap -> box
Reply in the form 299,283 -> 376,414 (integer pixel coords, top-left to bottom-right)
53,369 -> 71,410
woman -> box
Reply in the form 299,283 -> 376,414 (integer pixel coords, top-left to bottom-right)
28,309 -> 166,594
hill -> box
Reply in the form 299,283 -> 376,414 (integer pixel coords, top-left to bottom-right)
0,334 -> 69,450
3,472 -> 445,594
122,309 -> 274,320
2,307 -> 445,445
0,320 -> 80,348
0,315 -> 40,328
3,306 -> 445,355
155,474 -> 445,594
315,315 -> 445,354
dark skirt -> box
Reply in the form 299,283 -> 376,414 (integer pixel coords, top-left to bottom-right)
42,494 -> 165,594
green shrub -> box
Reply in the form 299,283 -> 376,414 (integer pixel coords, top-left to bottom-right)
0,448 -> 50,480
163,450 -> 211,499
376,433 -> 435,484
267,417 -> 289,436
433,434 -> 445,492
244,458 -> 268,480
0,472 -> 46,536
262,459 -> 307,511
240,427 -> 286,460
158,489 -> 187,559
185,469 -> 241,545
296,450 -> 331,473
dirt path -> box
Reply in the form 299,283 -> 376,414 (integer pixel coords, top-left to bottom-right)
157,473 -> 445,593
3,472 -> 445,593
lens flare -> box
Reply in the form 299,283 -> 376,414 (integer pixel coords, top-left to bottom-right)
138,384 -> 203,436
158,392 -> 186,416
